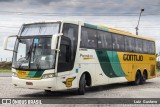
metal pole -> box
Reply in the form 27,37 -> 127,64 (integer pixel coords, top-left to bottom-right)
136,9 -> 144,35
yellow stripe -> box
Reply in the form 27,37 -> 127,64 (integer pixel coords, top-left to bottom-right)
97,25 -> 155,41
83,58 -> 93,60
16,70 -> 29,79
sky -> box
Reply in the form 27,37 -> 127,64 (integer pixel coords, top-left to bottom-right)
0,0 -> 160,61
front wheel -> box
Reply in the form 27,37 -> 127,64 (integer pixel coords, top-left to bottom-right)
44,90 -> 52,94
78,74 -> 86,95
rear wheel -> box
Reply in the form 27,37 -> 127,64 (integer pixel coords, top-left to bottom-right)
134,71 -> 141,85
78,74 -> 86,95
141,71 -> 147,84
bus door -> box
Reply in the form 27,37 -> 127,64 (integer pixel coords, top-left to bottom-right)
56,23 -> 78,89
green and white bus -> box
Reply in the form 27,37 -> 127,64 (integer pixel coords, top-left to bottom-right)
3,21 -> 156,95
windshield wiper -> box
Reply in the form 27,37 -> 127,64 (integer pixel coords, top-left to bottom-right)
26,45 -> 32,60
32,44 -> 37,61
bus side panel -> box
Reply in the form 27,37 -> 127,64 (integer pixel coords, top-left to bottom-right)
77,49 -> 112,86
117,52 -> 156,81
144,54 -> 156,79
76,49 -> 97,86
95,50 -> 127,84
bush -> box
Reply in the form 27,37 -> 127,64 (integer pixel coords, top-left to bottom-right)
0,62 -> 12,69
157,61 -> 160,70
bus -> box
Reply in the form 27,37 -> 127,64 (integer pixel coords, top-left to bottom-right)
3,21 -> 156,95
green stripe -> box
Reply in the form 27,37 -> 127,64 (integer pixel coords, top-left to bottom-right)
96,50 -> 117,77
108,51 -> 126,77
27,71 -> 37,77
84,23 -> 108,32
34,71 -> 44,77
96,50 -> 126,78
27,71 -> 44,78
84,23 -> 97,29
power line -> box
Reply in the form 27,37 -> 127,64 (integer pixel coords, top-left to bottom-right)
1,26 -> 160,29
0,26 -> 20,28
0,10 -> 160,16
15,1 -> 160,6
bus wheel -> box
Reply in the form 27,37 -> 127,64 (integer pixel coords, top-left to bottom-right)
134,71 -> 141,85
141,71 -> 147,84
44,90 -> 52,94
78,74 -> 86,95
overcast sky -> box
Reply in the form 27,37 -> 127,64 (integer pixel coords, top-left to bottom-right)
0,0 -> 160,61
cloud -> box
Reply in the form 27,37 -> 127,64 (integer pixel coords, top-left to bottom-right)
0,0 -> 160,59
0,0 -> 15,2
0,0 -> 160,15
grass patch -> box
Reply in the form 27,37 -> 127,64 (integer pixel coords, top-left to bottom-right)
0,69 -> 11,72
0,62 -> 12,72
157,69 -> 160,72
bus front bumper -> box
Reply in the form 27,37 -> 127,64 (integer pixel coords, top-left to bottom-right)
12,77 -> 57,91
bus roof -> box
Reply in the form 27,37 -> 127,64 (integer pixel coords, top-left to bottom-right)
84,23 -> 155,41
22,21 -> 155,41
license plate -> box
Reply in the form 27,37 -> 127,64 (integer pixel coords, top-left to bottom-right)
26,82 -> 33,85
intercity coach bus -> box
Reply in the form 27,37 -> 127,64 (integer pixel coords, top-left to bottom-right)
3,21 -> 156,95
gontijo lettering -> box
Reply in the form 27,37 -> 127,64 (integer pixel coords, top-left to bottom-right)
123,54 -> 143,61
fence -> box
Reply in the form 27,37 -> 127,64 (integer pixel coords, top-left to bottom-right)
0,58 -> 12,62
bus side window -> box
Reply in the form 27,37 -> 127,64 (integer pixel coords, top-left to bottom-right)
112,33 -> 124,51
142,40 -> 148,54
81,30 -> 88,48
125,36 -> 135,52
97,30 -> 112,50
148,41 -> 155,54
80,27 -> 97,49
135,38 -> 143,53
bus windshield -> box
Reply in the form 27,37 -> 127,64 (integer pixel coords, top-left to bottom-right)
12,23 -> 60,70
12,37 -> 56,70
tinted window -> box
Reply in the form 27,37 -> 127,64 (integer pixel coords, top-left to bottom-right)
97,31 -> 112,50
112,34 -> 124,51
135,38 -> 143,53
58,24 -> 78,72
143,40 -> 149,53
21,23 -> 59,36
63,24 -> 78,61
80,27 -> 97,49
125,36 -> 135,52
148,41 -> 155,54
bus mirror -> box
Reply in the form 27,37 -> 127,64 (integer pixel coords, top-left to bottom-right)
51,33 -> 63,50
3,35 -> 17,51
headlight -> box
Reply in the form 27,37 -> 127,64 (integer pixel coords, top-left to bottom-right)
41,73 -> 56,79
12,72 -> 18,77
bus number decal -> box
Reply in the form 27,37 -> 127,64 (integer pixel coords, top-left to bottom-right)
63,77 -> 76,87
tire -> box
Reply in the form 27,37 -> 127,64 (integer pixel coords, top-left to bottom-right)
78,74 -> 86,95
141,71 -> 147,84
44,90 -> 52,94
134,72 -> 141,85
